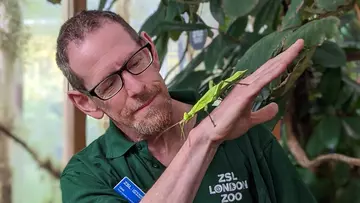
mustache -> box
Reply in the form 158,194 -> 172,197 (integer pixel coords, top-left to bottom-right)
125,85 -> 162,114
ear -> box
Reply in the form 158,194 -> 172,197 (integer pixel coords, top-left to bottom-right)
140,31 -> 160,66
67,90 -> 104,119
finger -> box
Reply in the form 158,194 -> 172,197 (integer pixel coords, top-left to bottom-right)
250,39 -> 304,93
241,57 -> 279,84
274,39 -> 305,65
258,39 -> 304,79
230,39 -> 304,100
250,102 -> 279,127
242,39 -> 304,85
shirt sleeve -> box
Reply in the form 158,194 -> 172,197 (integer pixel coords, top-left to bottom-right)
259,125 -> 318,203
60,170 -> 128,203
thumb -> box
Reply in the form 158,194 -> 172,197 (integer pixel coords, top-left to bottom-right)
250,102 -> 279,126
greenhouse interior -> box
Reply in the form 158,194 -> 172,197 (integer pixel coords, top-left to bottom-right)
1,0 -> 360,202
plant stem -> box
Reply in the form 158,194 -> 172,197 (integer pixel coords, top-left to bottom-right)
0,123 -> 61,179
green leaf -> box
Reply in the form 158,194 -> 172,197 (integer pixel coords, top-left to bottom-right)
335,83 -> 354,109
322,117 -> 341,149
139,3 -> 166,36
234,29 -> 292,74
235,17 -> 340,74
307,176 -> 333,201
210,0 -> 225,24
152,21 -> 209,36
263,94 -> 290,130
204,35 -> 236,71
165,0 -> 188,21
167,51 -> 205,90
47,0 -> 61,4
271,48 -> 316,98
284,16 -> 341,49
234,17 -> 340,105
333,162 -> 350,188
306,116 -> 342,158
342,117 -> 360,140
253,0 -> 281,33
154,32 -> 169,67
335,178 -> 360,203
227,16 -> 248,38
319,68 -> 342,105
98,0 -> 118,10
296,168 -> 318,186
312,41 -> 347,68
236,32 -> 265,55
315,0 -> 352,12
222,0 -> 259,18
204,36 -> 222,71
165,2 -> 180,21
281,0 -> 305,30
168,16 -> 185,41
342,75 -> 360,94
98,0 -> 107,10
170,70 -> 210,90
248,0 -> 269,16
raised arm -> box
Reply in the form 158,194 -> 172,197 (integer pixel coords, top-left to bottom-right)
140,39 -> 305,203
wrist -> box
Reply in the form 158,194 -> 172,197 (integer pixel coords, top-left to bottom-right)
188,127 -> 221,150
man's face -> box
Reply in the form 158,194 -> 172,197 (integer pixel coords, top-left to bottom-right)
67,21 -> 172,139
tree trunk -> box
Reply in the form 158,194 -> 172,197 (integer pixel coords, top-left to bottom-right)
0,135 -> 11,203
0,50 -> 14,203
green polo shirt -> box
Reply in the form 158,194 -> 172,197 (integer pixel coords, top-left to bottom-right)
60,89 -> 316,203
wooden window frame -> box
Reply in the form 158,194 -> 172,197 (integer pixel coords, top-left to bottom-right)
62,0 -> 87,167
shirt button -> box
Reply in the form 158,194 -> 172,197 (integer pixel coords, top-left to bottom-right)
137,145 -> 142,150
152,163 -> 159,168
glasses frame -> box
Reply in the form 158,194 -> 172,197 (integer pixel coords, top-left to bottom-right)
86,42 -> 153,100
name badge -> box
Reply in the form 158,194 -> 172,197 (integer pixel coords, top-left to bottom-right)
113,176 -> 145,203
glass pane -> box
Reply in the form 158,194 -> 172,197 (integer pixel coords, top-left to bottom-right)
3,0 -> 64,202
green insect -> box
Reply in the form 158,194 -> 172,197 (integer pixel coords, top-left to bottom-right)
158,70 -> 249,140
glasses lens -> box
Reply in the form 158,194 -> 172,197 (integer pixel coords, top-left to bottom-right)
126,48 -> 153,74
94,74 -> 123,99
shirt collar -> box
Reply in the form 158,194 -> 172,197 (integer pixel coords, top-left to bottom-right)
104,89 -> 201,159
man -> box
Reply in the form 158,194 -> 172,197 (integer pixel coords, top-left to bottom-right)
57,10 -> 316,203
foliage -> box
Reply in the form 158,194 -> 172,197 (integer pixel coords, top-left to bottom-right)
136,0 -> 360,202
44,0 -> 360,202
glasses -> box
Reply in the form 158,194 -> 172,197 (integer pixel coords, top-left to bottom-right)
87,43 -> 153,100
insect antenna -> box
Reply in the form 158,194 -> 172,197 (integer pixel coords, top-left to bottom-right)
154,120 -> 183,143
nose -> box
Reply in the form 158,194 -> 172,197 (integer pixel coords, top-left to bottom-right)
122,71 -> 146,97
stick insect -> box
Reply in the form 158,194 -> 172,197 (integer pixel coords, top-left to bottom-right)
157,70 -> 249,141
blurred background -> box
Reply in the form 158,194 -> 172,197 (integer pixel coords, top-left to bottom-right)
1,0 -> 360,202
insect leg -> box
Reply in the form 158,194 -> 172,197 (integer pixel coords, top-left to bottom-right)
204,105 -> 216,127
235,82 -> 250,86
223,80 -> 250,86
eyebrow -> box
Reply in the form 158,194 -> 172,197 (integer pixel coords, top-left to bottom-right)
96,49 -> 138,85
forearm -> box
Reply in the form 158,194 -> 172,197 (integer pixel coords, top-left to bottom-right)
141,129 -> 218,203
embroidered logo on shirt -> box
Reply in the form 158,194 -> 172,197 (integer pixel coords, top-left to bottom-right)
208,172 -> 248,202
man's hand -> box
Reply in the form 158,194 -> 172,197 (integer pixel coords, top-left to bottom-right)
141,39 -> 304,203
195,39 -> 305,145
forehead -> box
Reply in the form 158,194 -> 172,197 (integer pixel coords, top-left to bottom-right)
67,21 -> 140,89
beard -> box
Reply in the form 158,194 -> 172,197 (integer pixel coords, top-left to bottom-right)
108,82 -> 173,140
132,97 -> 172,138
